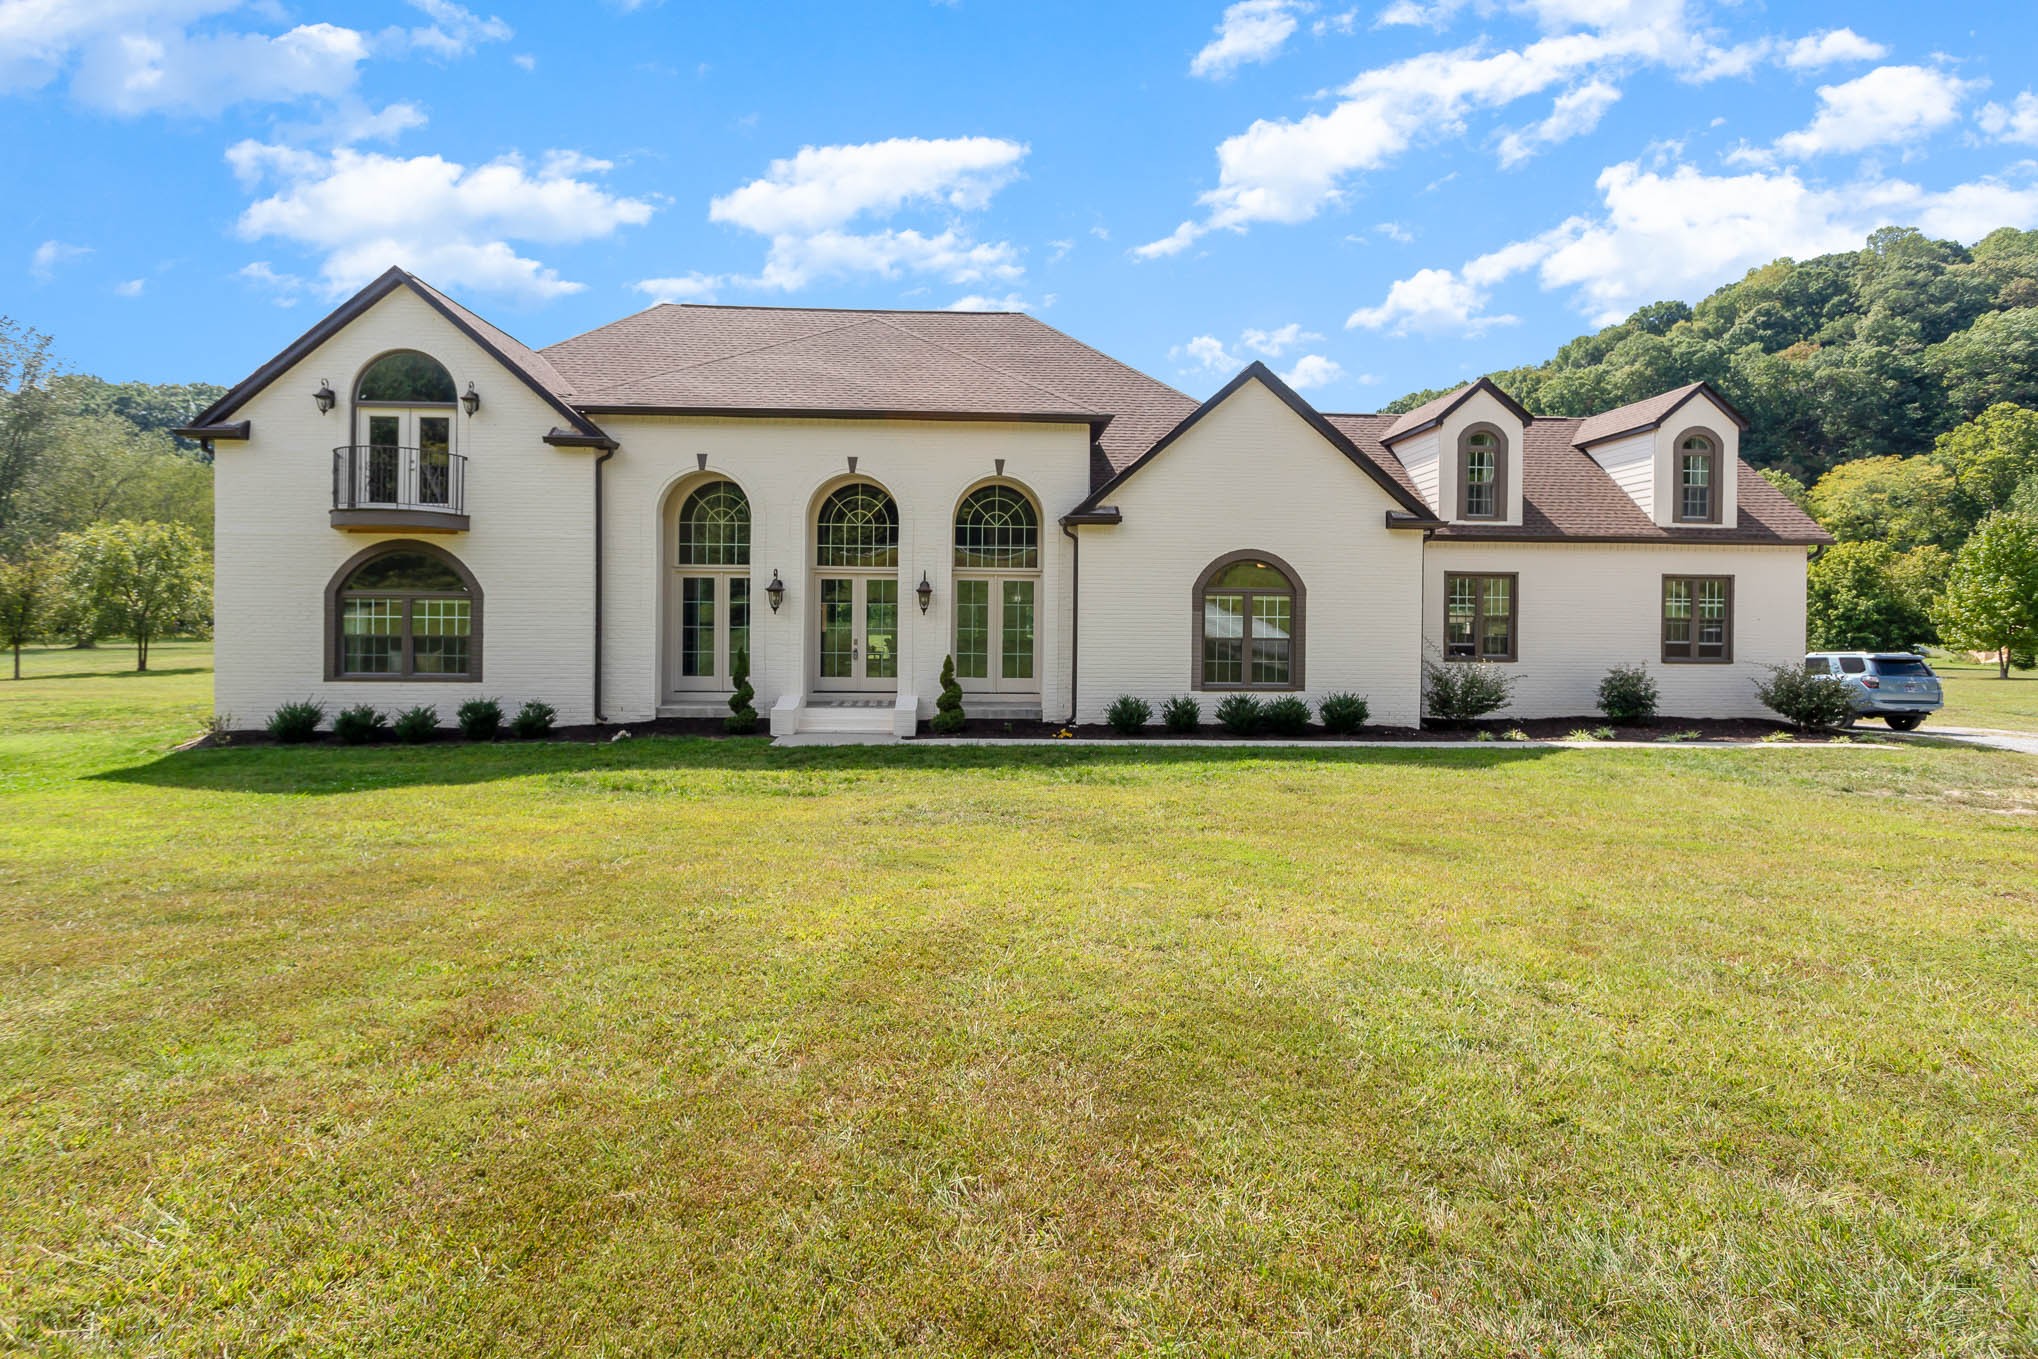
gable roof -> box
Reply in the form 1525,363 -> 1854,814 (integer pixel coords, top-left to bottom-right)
1381,377 -> 1534,444
1571,380 -> 1748,448
1070,362 -> 1440,522
178,267 -> 608,442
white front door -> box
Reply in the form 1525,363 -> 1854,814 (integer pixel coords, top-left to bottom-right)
954,576 -> 1038,693
813,574 -> 899,692
355,408 -> 454,507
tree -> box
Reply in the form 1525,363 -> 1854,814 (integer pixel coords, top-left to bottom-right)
1807,542 -> 1935,651
1805,455 -> 1966,552
55,520 -> 210,671
1931,402 -> 2038,517
1887,545 -> 1953,640
22,414 -> 213,546
1934,512 -> 2038,678
0,318 -> 60,549
725,649 -> 757,734
1759,467 -> 1809,509
0,546 -> 55,679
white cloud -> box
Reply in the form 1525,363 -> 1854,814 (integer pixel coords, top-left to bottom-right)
945,293 -> 1032,312
1375,0 -> 1471,29
1979,92 -> 2038,146
1171,334 -> 1239,373
1190,0 -> 1307,80
1495,77 -> 1619,166
238,260 -> 305,306
231,143 -> 655,301
1375,220 -> 1415,242
512,52 -> 535,71
634,272 -> 722,303
388,0 -> 511,61
28,238 -> 89,280
114,277 -> 144,297
1767,65 -> 1979,161
1347,265 -> 1518,335
1240,322 -> 1322,355
1313,9 -> 1357,37
1279,354 -> 1344,388
1781,28 -> 1886,71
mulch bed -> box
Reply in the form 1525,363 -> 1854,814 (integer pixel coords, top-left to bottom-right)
916,716 -> 1869,743
198,716 -> 767,749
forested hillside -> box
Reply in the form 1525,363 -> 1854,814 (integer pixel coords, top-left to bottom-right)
1386,226 -> 2038,482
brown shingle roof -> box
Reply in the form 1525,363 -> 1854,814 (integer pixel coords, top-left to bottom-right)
1381,383 -> 1474,442
1572,380 -> 1747,447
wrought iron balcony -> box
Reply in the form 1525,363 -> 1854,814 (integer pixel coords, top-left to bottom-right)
331,445 -> 469,532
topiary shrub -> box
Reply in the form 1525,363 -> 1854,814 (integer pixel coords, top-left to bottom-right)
1596,664 -> 1660,724
1215,693 -> 1263,736
457,697 -> 503,741
1161,695 -> 1201,734
931,654 -> 966,735
333,703 -> 386,745
1422,658 -> 1517,727
1318,691 -> 1369,735
725,651 -> 758,735
1756,663 -> 1855,731
1105,694 -> 1152,735
1263,695 -> 1312,735
391,704 -> 439,744
266,699 -> 324,744
511,699 -> 556,739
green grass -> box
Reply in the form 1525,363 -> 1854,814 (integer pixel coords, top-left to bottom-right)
4,644 -> 2037,1356
1928,655 -> 2038,733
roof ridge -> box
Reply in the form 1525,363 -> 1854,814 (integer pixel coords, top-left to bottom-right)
566,313 -> 880,400
875,315 -> 1104,415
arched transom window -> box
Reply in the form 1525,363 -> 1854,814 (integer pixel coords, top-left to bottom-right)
954,485 -> 1039,569
1194,553 -> 1303,690
356,350 -> 456,404
677,481 -> 751,567
1675,432 -> 1720,523
1458,425 -> 1506,521
816,482 -> 898,568
328,543 -> 478,679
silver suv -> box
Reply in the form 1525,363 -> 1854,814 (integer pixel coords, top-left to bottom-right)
1804,652 -> 1943,730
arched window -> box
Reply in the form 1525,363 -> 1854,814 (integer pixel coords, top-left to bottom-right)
1674,431 -> 1721,523
1194,552 -> 1304,691
816,482 -> 898,568
326,542 -> 479,680
1458,425 -> 1507,521
677,481 -> 751,567
356,351 -> 457,404
954,484 -> 1039,569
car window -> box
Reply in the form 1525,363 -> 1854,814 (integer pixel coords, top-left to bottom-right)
1871,657 -> 1933,677
1837,656 -> 1867,673
1804,658 -> 1831,674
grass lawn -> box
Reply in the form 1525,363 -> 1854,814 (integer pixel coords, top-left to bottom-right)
4,643 -> 2037,1356
1928,654 -> 2038,734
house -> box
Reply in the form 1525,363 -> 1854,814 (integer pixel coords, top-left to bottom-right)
178,267 -> 1831,737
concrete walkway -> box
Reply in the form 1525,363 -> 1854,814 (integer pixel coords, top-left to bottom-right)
1890,725 -> 2038,756
778,734 -> 1906,751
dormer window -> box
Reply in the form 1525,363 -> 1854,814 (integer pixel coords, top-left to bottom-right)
1457,425 -> 1507,521
1674,432 -> 1721,524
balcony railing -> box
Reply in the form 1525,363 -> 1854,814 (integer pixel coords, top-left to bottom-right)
332,445 -> 468,530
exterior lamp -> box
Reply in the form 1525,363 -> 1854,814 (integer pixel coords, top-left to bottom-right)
461,381 -> 481,416
313,379 -> 336,415
916,571 -> 933,614
765,569 -> 785,613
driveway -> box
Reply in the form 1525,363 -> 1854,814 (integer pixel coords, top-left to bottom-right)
1896,725 -> 2038,755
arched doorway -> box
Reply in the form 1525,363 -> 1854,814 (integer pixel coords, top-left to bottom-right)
351,350 -> 458,510
811,480 -> 899,693
665,478 -> 752,696
952,482 -> 1040,695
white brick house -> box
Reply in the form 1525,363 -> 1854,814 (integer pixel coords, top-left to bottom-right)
180,268 -> 1830,735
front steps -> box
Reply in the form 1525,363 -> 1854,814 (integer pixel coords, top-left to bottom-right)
772,692 -> 918,742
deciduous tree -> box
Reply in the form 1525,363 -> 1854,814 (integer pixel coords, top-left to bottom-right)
56,520 -> 210,672
1935,512 -> 2038,678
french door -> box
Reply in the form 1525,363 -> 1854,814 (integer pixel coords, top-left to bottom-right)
356,408 -> 453,506
669,572 -> 751,693
954,576 -> 1037,693
814,575 -> 898,691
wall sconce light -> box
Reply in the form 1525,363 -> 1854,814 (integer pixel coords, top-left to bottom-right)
765,569 -> 785,613
461,381 -> 481,416
313,379 -> 336,415
916,571 -> 933,614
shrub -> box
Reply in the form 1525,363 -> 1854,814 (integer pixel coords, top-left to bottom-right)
1161,695 -> 1201,734
1755,663 -> 1856,730
391,705 -> 439,743
1422,658 -> 1516,726
1215,693 -> 1263,736
1565,728 -> 1601,742
725,651 -> 758,735
266,699 -> 324,743
1596,664 -> 1660,724
1317,691 -> 1369,735
932,655 -> 966,735
1264,695 -> 1312,735
511,699 -> 556,739
334,703 -> 386,745
457,697 -> 503,741
1502,727 -> 1530,742
1105,694 -> 1152,735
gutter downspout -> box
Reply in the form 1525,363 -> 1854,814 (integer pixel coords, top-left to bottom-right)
1061,519 -> 1080,726
593,445 -> 616,722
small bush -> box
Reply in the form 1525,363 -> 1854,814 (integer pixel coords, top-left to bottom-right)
457,697 -> 503,741
1318,691 -> 1369,735
1422,658 -> 1516,726
1161,695 -> 1201,734
1755,663 -> 1855,730
334,703 -> 386,745
511,699 -> 556,739
1565,728 -> 1600,742
725,652 -> 758,735
1596,664 -> 1660,724
391,705 -> 439,743
1501,727 -> 1530,742
1215,693 -> 1263,736
931,655 -> 966,735
1264,695 -> 1312,735
266,699 -> 324,743
1655,729 -> 1702,744
1105,694 -> 1152,735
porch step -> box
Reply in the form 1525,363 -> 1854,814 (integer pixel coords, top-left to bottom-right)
773,691 -> 919,742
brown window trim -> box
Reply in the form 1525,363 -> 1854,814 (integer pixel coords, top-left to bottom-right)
1661,574 -> 1733,664
1191,549 -> 1305,691
1670,426 -> 1725,525
324,539 -> 484,682
1456,422 -> 1509,522
1442,571 -> 1518,663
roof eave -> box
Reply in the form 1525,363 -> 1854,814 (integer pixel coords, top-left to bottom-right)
574,403 -> 1104,428
171,420 -> 250,443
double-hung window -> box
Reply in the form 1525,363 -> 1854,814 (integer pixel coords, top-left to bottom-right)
1662,576 -> 1732,662
1443,573 -> 1516,662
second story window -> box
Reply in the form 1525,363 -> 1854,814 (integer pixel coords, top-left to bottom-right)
1458,426 -> 1506,521
1675,433 -> 1720,524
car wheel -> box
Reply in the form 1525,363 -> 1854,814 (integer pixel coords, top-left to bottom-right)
1886,714 -> 1923,732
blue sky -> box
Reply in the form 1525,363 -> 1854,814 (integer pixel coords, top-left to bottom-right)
5,0 -> 2037,407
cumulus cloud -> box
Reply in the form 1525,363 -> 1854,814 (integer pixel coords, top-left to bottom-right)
1780,28 -> 1886,70
1240,322 -> 1322,355
1279,354 -> 1344,389
1190,0 -> 1307,80
1979,91 -> 2038,145
1763,65 -> 1980,162
1171,334 -> 1240,374
1347,265 -> 1518,335
945,293 -> 1033,312
1171,324 -> 1344,385
28,238 -> 89,280
1495,77 -> 1620,166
